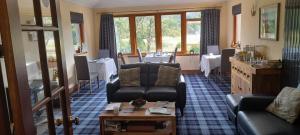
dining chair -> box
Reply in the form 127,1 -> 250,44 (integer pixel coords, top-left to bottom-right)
168,55 -> 174,63
207,45 -> 220,55
137,48 -> 143,62
173,47 -> 178,63
74,55 -> 99,93
218,48 -> 235,78
118,52 -> 130,65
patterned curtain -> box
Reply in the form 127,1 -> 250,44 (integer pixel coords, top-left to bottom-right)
99,14 -> 118,65
200,9 -> 220,56
282,0 -> 300,87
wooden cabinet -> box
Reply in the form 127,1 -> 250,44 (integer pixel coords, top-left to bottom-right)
230,57 -> 282,96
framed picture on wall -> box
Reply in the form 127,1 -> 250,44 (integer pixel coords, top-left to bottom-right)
259,3 -> 280,41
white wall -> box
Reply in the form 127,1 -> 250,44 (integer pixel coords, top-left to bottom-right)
226,0 -> 285,60
60,0 -> 96,86
240,0 -> 285,60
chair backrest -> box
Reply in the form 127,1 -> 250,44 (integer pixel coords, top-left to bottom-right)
207,45 -> 220,55
220,48 -> 235,74
168,55 -> 174,63
137,48 -> 143,62
173,47 -> 178,63
99,49 -> 110,59
74,55 -> 90,80
120,63 -> 180,87
118,53 -> 126,65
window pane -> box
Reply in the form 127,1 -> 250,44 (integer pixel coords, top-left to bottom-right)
162,14 -> 181,52
41,0 -> 53,26
187,12 -> 201,19
18,0 -> 36,25
114,17 -> 131,54
187,21 -> 201,54
71,24 -> 81,51
236,14 -> 242,42
136,16 -> 156,53
33,107 -> 49,135
44,32 -> 59,91
22,31 -> 45,106
53,95 -> 64,134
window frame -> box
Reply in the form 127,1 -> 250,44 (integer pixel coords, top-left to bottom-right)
71,22 -> 84,53
233,13 -> 241,44
114,11 -> 201,56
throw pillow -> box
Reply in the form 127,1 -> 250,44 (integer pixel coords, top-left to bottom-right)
119,68 -> 140,87
266,87 -> 300,123
155,65 -> 180,87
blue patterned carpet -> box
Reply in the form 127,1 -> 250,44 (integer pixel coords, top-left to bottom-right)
57,74 -> 236,135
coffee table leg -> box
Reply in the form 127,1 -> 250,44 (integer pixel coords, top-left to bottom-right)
172,117 -> 176,135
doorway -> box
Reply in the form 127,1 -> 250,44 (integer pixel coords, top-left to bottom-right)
0,0 -> 74,134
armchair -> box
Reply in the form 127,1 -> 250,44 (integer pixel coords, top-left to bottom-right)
237,96 -> 300,135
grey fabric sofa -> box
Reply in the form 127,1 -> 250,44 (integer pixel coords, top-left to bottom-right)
106,63 -> 186,115
237,96 -> 300,135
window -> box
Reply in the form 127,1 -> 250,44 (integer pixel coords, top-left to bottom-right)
114,17 -> 131,54
235,14 -> 241,43
232,4 -> 241,47
70,12 -> 84,53
161,14 -> 181,52
186,12 -> 201,54
71,23 -> 81,50
114,11 -> 202,55
135,16 -> 156,53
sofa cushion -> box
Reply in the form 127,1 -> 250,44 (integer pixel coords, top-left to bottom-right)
238,111 -> 300,135
155,65 -> 181,87
146,87 -> 177,101
148,63 -> 180,86
121,64 -> 148,87
266,87 -> 300,123
112,87 -> 146,102
119,67 -> 140,87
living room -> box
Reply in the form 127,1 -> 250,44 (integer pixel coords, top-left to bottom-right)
0,0 -> 300,135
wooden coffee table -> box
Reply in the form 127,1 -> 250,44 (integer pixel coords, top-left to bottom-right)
99,102 -> 176,135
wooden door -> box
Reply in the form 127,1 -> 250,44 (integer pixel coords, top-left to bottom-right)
0,0 -> 73,134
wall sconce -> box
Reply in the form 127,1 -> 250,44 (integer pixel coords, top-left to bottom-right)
251,0 -> 258,16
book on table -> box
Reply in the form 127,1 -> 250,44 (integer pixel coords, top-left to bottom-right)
148,107 -> 171,115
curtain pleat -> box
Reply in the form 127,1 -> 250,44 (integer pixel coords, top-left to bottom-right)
282,0 -> 300,87
99,14 -> 118,66
232,4 -> 242,15
70,12 -> 83,23
200,9 -> 220,56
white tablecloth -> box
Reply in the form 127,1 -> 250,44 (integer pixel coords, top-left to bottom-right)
144,53 -> 171,63
200,54 -> 221,77
88,58 -> 117,82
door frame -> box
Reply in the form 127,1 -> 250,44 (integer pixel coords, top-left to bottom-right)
0,0 -> 73,134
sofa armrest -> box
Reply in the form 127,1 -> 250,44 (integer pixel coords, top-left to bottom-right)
106,78 -> 120,103
239,96 -> 275,111
176,75 -> 186,108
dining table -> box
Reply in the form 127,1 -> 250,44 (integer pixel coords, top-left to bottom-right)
143,53 -> 171,63
88,58 -> 117,83
200,54 -> 221,77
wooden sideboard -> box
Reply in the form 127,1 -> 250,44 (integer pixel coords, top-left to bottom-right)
230,57 -> 282,96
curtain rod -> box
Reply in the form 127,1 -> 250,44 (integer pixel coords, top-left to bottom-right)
97,6 -> 223,14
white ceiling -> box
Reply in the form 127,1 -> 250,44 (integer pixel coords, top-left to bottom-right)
67,0 -> 227,8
